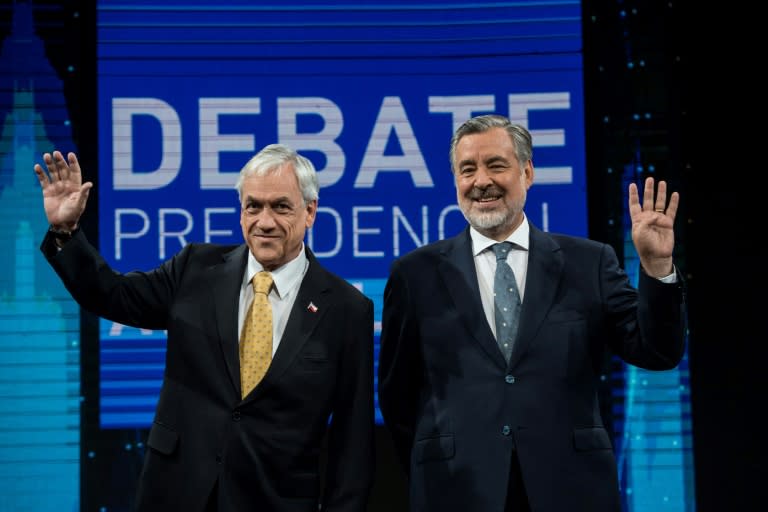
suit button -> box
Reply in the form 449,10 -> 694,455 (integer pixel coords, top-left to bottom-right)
502,425 -> 511,436
505,374 -> 516,384
232,410 -> 241,421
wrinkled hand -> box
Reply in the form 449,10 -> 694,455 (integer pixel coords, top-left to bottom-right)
628,177 -> 679,278
33,151 -> 93,231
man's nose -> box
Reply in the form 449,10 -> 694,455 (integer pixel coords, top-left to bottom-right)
255,209 -> 277,228
474,166 -> 493,187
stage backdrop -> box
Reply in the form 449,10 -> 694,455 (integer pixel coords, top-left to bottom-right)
96,0 -> 587,428
87,1 -> 694,511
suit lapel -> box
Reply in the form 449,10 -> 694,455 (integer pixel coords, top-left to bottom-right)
209,244 -> 249,397
508,225 -> 564,368
245,248 -> 330,399
440,228 -> 507,370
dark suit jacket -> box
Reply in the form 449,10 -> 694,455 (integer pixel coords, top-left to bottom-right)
378,224 -> 686,512
43,230 -> 375,512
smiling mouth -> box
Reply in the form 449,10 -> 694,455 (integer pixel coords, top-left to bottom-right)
471,193 -> 503,206
469,186 -> 503,203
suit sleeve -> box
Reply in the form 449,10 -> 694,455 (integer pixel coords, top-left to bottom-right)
322,293 -> 375,512
600,243 -> 687,369
41,228 -> 187,330
378,261 -> 423,475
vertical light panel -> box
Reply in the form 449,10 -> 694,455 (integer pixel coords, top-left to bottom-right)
614,167 -> 696,511
0,3 -> 80,510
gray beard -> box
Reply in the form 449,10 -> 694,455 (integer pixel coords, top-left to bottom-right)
462,208 -> 511,231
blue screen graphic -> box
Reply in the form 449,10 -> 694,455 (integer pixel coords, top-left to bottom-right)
95,2 -> 695,511
0,2 -> 697,511
97,0 -> 587,428
1,3 -> 81,510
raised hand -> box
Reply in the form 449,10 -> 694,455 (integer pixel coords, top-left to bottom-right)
33,151 -> 93,231
628,177 -> 679,277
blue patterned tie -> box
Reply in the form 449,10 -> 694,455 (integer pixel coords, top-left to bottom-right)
492,242 -> 521,361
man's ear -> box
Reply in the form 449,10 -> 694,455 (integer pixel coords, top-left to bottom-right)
524,160 -> 534,189
305,199 -> 318,228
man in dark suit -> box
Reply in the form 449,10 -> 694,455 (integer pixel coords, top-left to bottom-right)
378,114 -> 686,512
34,144 -> 375,511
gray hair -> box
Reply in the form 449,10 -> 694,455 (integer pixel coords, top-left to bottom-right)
234,144 -> 320,205
449,114 -> 533,172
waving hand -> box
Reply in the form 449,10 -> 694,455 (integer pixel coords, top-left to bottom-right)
33,151 -> 93,231
628,177 -> 679,277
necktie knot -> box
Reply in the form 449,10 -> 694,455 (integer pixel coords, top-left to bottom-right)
492,242 -> 513,261
252,271 -> 273,295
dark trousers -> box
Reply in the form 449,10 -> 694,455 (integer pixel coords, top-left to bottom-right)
204,481 -> 219,512
505,453 -> 531,511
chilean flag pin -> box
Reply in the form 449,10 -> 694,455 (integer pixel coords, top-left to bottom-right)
307,302 -> 318,313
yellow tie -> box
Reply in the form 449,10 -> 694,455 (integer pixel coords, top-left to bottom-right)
240,271 -> 273,398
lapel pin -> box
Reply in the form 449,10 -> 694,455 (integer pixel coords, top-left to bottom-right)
307,302 -> 318,313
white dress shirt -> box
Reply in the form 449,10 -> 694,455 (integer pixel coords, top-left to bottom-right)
470,216 -> 530,339
237,245 -> 308,355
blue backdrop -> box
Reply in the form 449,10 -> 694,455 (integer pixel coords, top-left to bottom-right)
96,0 -> 588,428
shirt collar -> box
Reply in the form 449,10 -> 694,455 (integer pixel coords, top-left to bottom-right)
244,244 -> 307,299
470,214 -> 530,257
